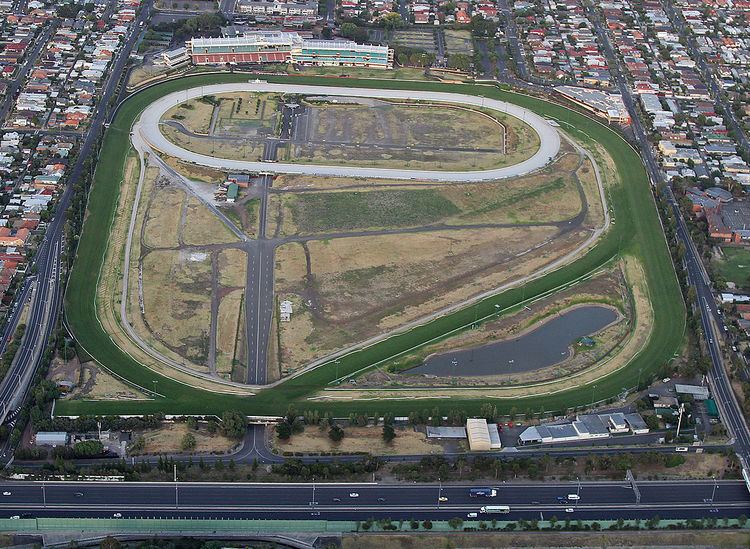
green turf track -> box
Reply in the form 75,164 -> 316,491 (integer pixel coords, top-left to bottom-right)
57,73 -> 684,417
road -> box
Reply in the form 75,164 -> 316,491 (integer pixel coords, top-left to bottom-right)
586,1 -> 750,476
0,479 -> 746,521
137,82 -> 561,182
0,1 -> 152,430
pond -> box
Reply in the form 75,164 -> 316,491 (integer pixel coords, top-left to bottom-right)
406,305 -> 619,377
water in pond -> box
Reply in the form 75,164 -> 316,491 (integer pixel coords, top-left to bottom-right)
407,305 -> 619,377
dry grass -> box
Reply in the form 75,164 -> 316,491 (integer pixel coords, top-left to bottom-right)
217,248 -> 247,287
181,197 -> 239,246
137,422 -> 236,455
163,98 -> 215,134
160,155 -> 226,184
216,289 -> 243,377
274,425 -> 442,456
313,255 -> 654,401
143,184 -> 184,249
141,249 -> 212,365
162,125 -> 266,162
577,155 -> 605,227
274,226 -> 586,369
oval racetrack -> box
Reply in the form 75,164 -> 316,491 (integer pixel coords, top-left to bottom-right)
136,81 -> 562,182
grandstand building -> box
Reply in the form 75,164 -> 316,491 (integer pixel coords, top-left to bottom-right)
187,31 -> 393,69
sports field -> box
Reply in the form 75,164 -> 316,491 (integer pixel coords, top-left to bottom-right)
59,73 -> 684,417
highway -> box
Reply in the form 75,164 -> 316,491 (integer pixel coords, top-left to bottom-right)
0,480 -> 746,521
0,1 -> 153,430
136,82 -> 561,182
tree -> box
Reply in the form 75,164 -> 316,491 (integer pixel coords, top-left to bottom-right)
99,537 -> 121,549
181,432 -> 196,452
329,425 -> 345,442
221,410 -> 247,439
422,519 -> 433,529
380,11 -> 405,29
448,517 -> 464,530
382,424 -> 396,443
276,422 -> 292,440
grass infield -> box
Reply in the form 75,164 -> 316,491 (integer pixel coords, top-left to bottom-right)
58,73 -> 684,417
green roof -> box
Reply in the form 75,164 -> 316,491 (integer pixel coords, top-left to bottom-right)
705,398 -> 719,417
227,183 -> 239,199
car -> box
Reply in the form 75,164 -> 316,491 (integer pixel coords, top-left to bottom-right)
113,513 -> 123,518
438,496 -> 448,502
349,492 -> 359,498
333,498 -> 341,502
377,497 -> 386,502
675,447 -> 689,452
467,512 -> 478,518
74,492 -> 84,497
567,494 -> 580,501
556,496 -> 567,501
565,508 -> 575,513
9,516 -> 19,520
662,378 -> 671,383
2,492 -> 10,496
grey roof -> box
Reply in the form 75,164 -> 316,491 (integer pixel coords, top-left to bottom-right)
426,426 -> 467,438
604,412 -> 627,428
576,414 -> 610,435
624,413 -> 649,431
545,423 -> 579,439
675,383 -> 710,399
518,426 -> 544,442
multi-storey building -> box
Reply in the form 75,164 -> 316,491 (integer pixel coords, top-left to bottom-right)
188,31 -> 393,68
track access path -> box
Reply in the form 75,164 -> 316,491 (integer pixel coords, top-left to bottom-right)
136,81 -> 561,182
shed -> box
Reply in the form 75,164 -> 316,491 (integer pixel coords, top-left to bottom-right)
35,431 -> 68,446
704,398 -> 719,418
466,418 -> 491,451
226,183 -> 239,203
426,426 -> 467,439
675,384 -> 710,401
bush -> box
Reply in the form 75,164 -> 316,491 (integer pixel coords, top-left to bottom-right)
329,425 -> 344,442
181,433 -> 196,451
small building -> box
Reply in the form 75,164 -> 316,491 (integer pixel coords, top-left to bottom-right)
675,383 -> 710,401
227,173 -> 251,188
279,299 -> 293,322
466,418 -> 492,451
161,46 -> 189,68
487,423 -> 502,450
226,183 -> 239,203
704,399 -> 719,422
624,413 -> 650,434
35,431 -> 68,447
426,426 -> 467,438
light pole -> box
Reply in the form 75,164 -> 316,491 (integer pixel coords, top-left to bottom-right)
174,463 -> 178,509
41,480 -> 46,508
590,384 -> 597,407
311,476 -> 316,507
437,477 -> 442,509
711,476 -> 718,503
576,476 -> 581,507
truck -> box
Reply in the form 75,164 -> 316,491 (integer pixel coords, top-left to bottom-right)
480,505 -> 511,514
469,488 -> 497,498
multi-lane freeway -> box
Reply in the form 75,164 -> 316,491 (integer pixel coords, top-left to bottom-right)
0,1 -> 153,430
0,480 -> 747,521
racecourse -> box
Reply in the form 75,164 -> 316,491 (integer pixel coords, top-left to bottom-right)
59,73 -> 684,418
137,82 -> 560,182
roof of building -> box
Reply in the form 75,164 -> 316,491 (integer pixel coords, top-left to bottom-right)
426,426 -> 467,438
675,383 -> 710,399
623,413 -> 649,431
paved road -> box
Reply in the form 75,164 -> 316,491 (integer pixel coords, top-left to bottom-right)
136,82 -> 561,182
0,479 -> 746,521
0,1 -> 152,432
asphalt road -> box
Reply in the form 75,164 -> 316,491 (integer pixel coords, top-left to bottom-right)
0,479 -> 746,521
137,82 -> 561,182
0,2 -> 153,432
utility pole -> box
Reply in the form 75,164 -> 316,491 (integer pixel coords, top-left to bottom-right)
711,476 -> 718,503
